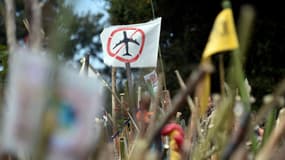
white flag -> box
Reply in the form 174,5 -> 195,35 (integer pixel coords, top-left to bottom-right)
100,18 -> 161,68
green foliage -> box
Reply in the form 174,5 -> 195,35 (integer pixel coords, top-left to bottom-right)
107,0 -> 285,108
46,1 -> 105,60
107,0 -> 153,24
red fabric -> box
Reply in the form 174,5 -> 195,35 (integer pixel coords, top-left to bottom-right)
161,123 -> 184,149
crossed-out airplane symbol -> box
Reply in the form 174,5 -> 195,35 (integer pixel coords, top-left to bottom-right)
112,31 -> 140,56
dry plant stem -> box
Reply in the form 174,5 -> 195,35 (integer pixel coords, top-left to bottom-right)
125,63 -> 136,117
146,64 -> 213,148
30,0 -> 42,50
4,0 -> 17,53
253,79 -> 285,126
174,70 -> 196,111
256,107 -> 285,160
193,95 -> 233,159
221,111 -> 250,160
128,112 -> 140,133
174,70 -> 199,158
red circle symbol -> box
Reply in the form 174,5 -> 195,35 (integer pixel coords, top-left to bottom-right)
107,27 -> 145,63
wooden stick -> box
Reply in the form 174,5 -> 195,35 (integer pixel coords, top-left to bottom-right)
150,0 -> 167,90
137,86 -> 142,109
128,112 -> 140,133
174,70 -> 199,159
125,63 -> 135,117
4,0 -> 17,53
146,63 -> 213,147
219,55 -> 225,97
174,70 -> 196,111
112,67 -> 117,122
30,0 -> 42,50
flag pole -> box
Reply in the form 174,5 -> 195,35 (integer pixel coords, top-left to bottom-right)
112,67 -> 118,124
215,0 -> 239,99
219,54 -> 225,97
218,1 -> 231,98
125,62 -> 135,117
150,0 -> 167,90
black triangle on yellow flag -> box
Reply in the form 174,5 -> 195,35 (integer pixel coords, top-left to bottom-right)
197,8 -> 239,117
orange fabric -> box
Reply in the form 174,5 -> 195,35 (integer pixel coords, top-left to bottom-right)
136,111 -> 154,124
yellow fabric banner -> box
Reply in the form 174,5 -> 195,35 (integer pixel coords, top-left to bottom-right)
202,8 -> 239,59
196,58 -> 211,117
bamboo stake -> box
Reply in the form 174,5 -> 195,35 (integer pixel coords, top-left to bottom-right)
112,67 -> 118,122
219,55 -> 225,97
4,0 -> 17,53
137,86 -> 142,109
174,70 -> 196,111
30,0 -> 42,50
125,63 -> 135,117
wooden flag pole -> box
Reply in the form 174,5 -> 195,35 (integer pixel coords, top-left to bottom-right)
112,67 -> 118,123
218,1 -> 231,98
219,54 -> 225,97
125,63 -> 135,117
150,0 -> 167,90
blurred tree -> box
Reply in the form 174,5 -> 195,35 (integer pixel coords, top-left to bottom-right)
0,0 -> 107,76
0,0 -> 108,104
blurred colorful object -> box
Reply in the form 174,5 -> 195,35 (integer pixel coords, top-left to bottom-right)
161,123 -> 184,160
0,48 -> 53,156
47,67 -> 105,160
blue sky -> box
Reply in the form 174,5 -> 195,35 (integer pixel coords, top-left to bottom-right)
66,0 -> 109,69
66,0 -> 109,19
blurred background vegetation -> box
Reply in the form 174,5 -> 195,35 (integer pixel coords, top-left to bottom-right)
0,0 -> 284,110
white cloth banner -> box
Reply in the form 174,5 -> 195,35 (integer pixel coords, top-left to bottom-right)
100,18 -> 161,68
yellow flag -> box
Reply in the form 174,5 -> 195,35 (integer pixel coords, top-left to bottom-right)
202,8 -> 239,59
